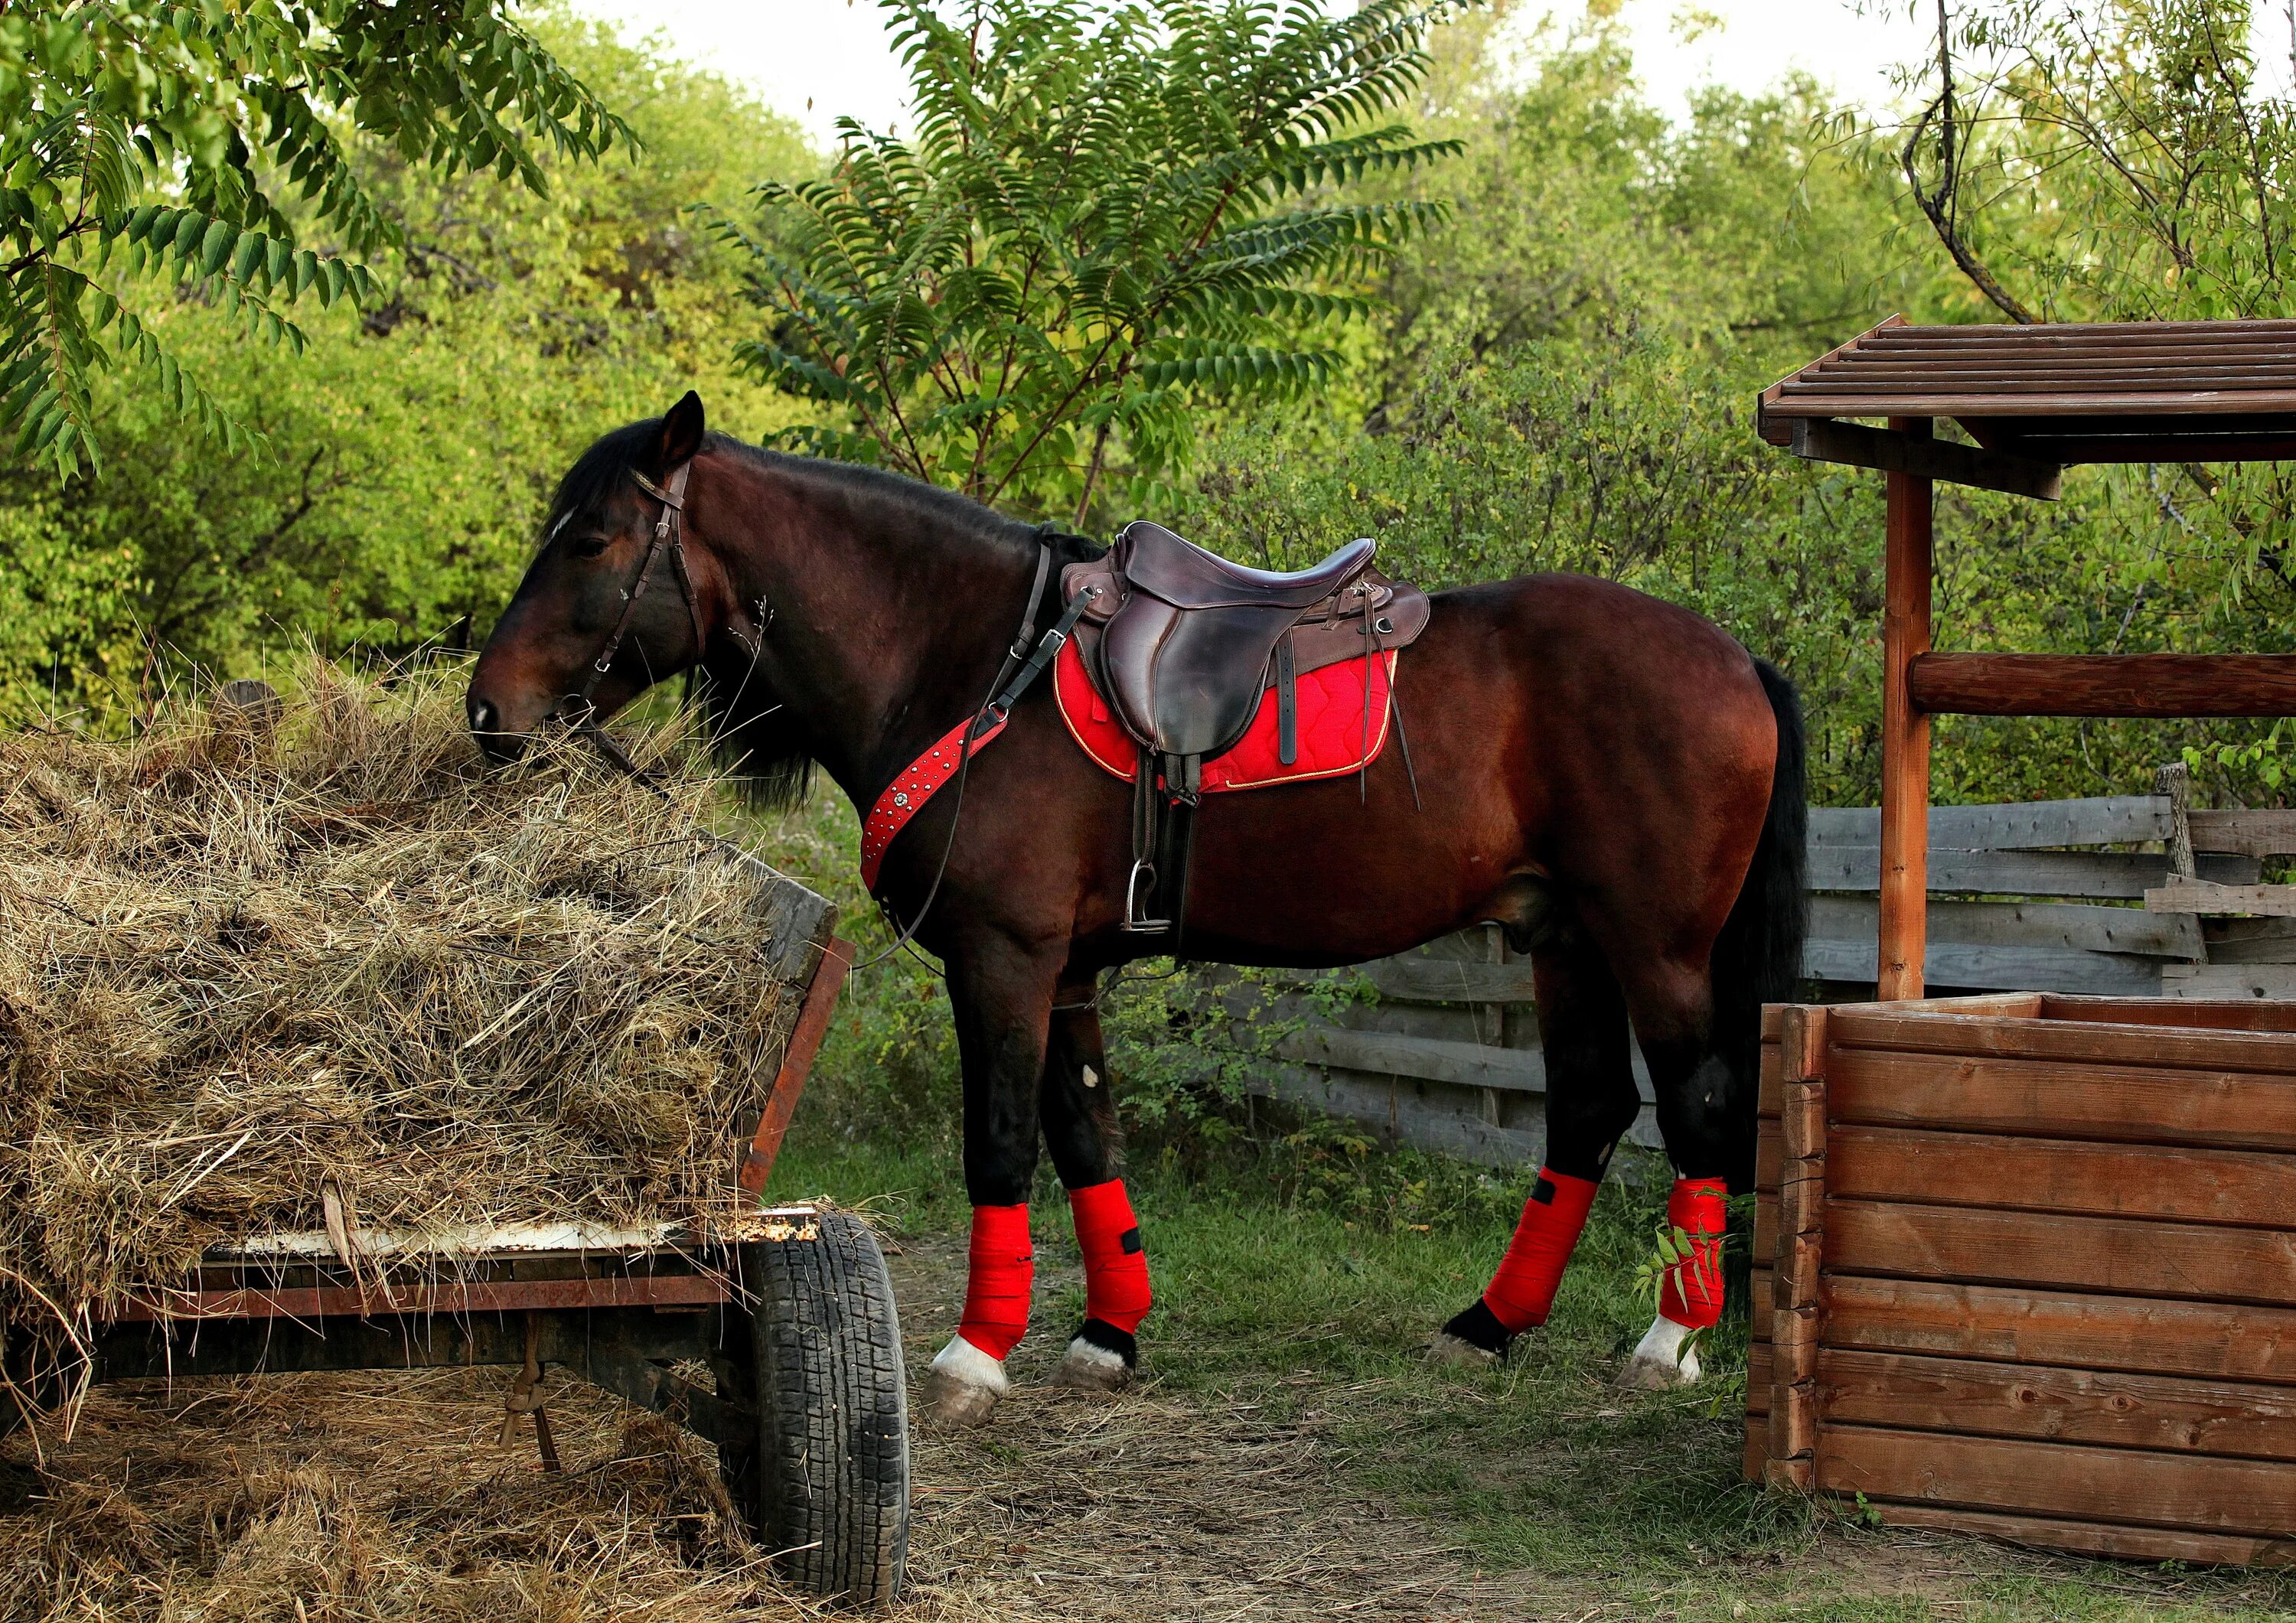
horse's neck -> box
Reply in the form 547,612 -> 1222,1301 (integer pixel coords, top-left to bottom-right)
725,462 -> 1034,802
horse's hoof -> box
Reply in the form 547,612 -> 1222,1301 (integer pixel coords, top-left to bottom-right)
1429,1299 -> 1512,1367
921,1335 -> 1009,1429
1614,1316 -> 1703,1391
1051,1318 -> 1137,1392
1427,1331 -> 1501,1368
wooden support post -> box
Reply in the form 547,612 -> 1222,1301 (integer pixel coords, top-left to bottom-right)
1877,418 -> 1934,1000
1766,1004 -> 1828,1492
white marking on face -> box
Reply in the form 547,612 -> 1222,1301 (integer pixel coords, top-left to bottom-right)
1081,1065 -> 1100,1089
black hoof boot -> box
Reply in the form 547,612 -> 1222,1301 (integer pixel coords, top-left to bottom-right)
1055,1316 -> 1137,1390
1430,1299 -> 1513,1367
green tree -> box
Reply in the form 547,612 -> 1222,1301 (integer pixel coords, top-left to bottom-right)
0,11 -> 817,711
719,0 -> 1459,524
0,0 -> 631,476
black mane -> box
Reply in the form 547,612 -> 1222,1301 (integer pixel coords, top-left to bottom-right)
543,420 -> 1105,807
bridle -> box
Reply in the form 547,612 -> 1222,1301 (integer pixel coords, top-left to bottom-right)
556,462 -> 706,722
550,461 -> 711,784
543,457 -> 1091,972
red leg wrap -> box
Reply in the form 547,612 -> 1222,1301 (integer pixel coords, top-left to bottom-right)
1658,1177 -> 1727,1329
1481,1168 -> 1600,1333
958,1203 -> 1033,1359
1068,1178 -> 1152,1333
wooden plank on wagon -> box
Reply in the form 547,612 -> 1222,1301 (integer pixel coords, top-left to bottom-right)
1826,1201 -> 2296,1307
1809,846 -> 2257,898
1826,1124 -> 2296,1228
1824,1275 -> 2296,1385
1818,1426 -> 2296,1540
1869,1503 -> 2296,1567
1809,796 -> 2170,850
1827,1006 -> 2296,1074
1828,1049 -> 2296,1152
1817,1348 -> 2296,1462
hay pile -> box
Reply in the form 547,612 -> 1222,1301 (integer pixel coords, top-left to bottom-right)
0,661 -> 798,1338
2,1368 -> 810,1622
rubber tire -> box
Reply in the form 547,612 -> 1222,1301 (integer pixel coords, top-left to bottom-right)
735,1211 -> 910,1606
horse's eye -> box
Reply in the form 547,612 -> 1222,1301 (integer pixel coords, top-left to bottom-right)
568,534 -> 612,559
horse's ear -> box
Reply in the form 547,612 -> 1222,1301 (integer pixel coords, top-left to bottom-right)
654,390 -> 706,472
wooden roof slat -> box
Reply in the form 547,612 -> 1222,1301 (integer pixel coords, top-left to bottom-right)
1813,360 -> 2296,381
1768,392 -> 2296,418
1874,318 -> 2296,338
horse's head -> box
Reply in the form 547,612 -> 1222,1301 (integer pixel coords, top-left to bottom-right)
468,392 -> 714,762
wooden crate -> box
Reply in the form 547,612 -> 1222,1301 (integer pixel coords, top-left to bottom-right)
1746,993 -> 2296,1566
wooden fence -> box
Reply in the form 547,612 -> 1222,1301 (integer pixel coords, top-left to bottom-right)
1250,788 -> 2296,1167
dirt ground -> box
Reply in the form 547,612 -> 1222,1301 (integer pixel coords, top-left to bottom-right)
5,1235 -> 2289,1621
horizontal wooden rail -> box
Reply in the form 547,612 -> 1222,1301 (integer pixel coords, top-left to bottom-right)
1909,653 -> 2296,717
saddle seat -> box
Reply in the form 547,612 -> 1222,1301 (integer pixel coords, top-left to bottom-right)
1062,520 -> 1430,768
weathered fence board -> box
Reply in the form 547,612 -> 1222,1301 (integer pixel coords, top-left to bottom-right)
1264,793 -> 2296,1172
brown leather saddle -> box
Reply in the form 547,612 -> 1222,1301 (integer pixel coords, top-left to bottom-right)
1060,521 -> 1430,937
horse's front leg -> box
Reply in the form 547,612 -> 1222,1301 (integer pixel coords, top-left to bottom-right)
918,935 -> 1063,1430
1039,972 -> 1152,1392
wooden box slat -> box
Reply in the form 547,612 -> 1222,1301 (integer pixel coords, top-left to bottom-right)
1825,1273 -> 2296,1386
1828,1005 -> 2296,1072
1746,996 -> 2296,1555
1825,1201 -> 2296,1308
1828,1047 -> 2296,1152
1818,1426 -> 2296,1540
1816,1349 -> 2296,1461
1871,1503 -> 2296,1567
1825,1125 -> 2296,1229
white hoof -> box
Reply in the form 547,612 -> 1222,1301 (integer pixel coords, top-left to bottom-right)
1615,1315 -> 1704,1391
1427,1331 -> 1501,1368
1052,1335 -> 1132,1392
921,1335 -> 1009,1429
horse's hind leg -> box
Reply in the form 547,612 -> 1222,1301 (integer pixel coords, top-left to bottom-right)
1433,941 -> 1639,1364
1038,973 -> 1153,1391
1612,956 -> 1737,1391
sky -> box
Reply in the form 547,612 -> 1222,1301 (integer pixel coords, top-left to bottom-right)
572,0 -> 1943,144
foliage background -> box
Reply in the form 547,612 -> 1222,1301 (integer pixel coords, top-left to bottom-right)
7,0 -> 2296,1162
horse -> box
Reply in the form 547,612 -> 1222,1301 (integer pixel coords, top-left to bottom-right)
467,393 -> 1808,1428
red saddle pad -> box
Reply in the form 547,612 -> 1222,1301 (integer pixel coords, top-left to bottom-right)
1053,638 -> 1397,790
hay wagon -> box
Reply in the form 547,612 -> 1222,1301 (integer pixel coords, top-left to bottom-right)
1741,318 -> 2296,1561
6,865 -> 911,1606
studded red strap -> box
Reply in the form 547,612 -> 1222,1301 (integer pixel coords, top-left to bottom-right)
858,713 -> 1010,890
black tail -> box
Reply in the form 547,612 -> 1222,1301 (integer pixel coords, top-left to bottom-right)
1711,657 -> 1808,1189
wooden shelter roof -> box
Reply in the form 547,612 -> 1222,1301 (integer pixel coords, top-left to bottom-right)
1757,315 -> 2296,498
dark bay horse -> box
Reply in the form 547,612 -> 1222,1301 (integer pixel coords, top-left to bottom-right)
468,395 -> 1806,1426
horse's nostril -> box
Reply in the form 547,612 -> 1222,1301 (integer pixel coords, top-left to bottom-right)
470,699 -> 497,735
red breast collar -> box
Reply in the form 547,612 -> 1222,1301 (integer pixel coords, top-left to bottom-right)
858,712 -> 1009,891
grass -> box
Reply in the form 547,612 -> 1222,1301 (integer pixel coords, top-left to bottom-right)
768,1127 -> 2296,1621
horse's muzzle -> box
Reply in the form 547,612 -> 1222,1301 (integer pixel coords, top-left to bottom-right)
467,695 -> 527,765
